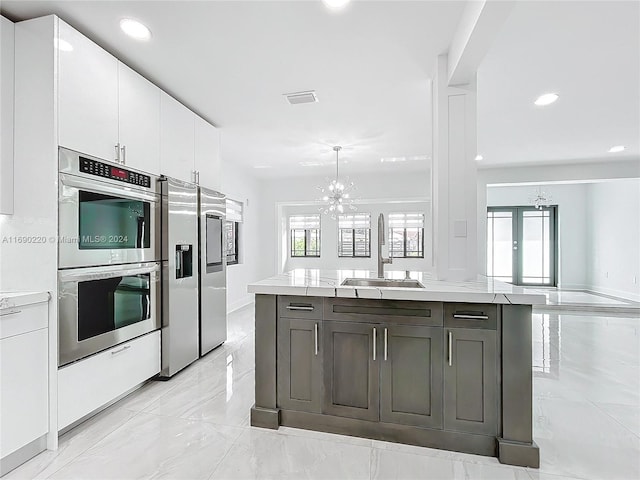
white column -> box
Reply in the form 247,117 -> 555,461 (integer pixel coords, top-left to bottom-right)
432,54 -> 478,281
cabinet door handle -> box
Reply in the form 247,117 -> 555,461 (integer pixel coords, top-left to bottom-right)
0,309 -> 22,317
453,314 -> 489,320
314,323 -> 318,356
115,143 -> 121,163
120,145 -> 126,165
384,328 -> 388,361
448,331 -> 452,366
373,327 -> 377,361
111,345 -> 131,355
285,305 -> 314,311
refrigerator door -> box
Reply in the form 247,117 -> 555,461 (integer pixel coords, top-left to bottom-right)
198,187 -> 227,356
160,177 -> 199,377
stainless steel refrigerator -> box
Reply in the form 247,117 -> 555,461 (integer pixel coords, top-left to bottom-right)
198,187 -> 227,356
159,176 -> 199,377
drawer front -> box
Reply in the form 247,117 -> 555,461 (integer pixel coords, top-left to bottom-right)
58,330 -> 160,430
324,298 -> 443,327
0,302 -> 48,339
444,303 -> 497,330
278,296 -> 323,320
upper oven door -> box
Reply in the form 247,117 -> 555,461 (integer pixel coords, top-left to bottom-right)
59,173 -> 160,268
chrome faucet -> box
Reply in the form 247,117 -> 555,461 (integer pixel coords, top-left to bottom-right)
377,213 -> 392,278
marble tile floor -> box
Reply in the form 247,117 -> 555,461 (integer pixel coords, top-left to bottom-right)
5,306 -> 639,480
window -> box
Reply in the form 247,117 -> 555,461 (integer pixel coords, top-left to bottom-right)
290,215 -> 321,257
338,213 -> 371,257
225,198 -> 243,265
224,221 -> 238,265
388,213 -> 424,258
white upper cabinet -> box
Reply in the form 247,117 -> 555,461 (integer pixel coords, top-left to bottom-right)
58,21 -> 119,163
194,115 -> 221,190
118,62 -> 161,174
1,16 -> 15,215
160,92 -> 195,183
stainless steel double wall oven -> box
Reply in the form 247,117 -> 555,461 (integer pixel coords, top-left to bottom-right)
58,148 -> 161,366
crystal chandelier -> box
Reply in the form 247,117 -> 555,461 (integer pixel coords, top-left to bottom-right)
317,146 -> 356,218
530,186 -> 552,209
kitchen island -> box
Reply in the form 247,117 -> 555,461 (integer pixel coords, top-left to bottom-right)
247,270 -> 545,468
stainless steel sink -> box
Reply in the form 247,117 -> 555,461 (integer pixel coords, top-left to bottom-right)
341,278 -> 424,289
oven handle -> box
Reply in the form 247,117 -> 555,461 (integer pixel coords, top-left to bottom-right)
59,263 -> 160,282
59,173 -> 159,203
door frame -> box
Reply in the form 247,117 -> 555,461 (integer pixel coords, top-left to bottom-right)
487,206 -> 558,287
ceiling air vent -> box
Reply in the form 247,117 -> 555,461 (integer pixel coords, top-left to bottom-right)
284,90 -> 318,105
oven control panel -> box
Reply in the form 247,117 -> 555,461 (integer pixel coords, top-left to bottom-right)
79,157 -> 151,188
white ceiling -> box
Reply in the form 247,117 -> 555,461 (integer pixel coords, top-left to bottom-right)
2,1 -> 638,178
477,0 -> 639,167
1,0 -> 466,178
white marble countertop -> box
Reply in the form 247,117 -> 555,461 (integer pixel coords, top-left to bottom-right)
0,291 -> 51,310
248,269 -> 547,305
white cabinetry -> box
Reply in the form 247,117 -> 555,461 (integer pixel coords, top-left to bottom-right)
0,301 -> 49,471
194,115 -> 221,190
58,330 -> 161,430
58,21 -> 162,174
58,20 -> 119,163
1,16 -> 15,214
118,62 -> 161,175
160,92 -> 195,182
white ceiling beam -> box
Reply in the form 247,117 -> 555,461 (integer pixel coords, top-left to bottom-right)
447,0 -> 514,86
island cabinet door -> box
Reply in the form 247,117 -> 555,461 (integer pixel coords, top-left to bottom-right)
322,321 -> 379,421
277,318 -> 322,413
444,328 -> 497,435
379,325 -> 444,429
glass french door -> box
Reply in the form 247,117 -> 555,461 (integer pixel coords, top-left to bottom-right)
487,206 -> 557,286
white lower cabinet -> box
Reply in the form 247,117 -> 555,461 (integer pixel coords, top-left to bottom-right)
0,302 -> 49,467
58,330 -> 160,430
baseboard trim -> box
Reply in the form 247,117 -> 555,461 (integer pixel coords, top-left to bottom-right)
583,286 -> 640,303
0,434 -> 47,476
227,294 -> 255,314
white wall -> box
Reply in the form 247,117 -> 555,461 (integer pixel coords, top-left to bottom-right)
257,169 -> 431,277
221,161 -> 264,313
487,184 -> 588,289
282,201 -> 432,274
586,179 -> 640,301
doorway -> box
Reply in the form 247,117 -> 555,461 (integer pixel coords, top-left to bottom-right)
487,206 -> 558,286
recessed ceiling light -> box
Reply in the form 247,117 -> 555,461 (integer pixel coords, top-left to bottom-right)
54,38 -> 73,52
475,154 -> 483,161
608,145 -> 626,153
120,18 -> 151,41
534,93 -> 559,106
322,0 -> 351,11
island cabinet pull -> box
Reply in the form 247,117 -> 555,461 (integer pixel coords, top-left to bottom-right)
314,323 -> 319,356
384,328 -> 388,361
448,331 -> 452,366
285,305 -> 314,311
0,309 -> 22,317
453,314 -> 489,320
373,327 -> 377,361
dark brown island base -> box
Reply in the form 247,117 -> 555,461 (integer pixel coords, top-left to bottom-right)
250,294 -> 540,468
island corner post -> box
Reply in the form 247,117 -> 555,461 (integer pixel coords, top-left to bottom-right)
250,294 -> 539,468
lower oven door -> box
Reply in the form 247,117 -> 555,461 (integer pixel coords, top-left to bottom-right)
58,262 -> 161,366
